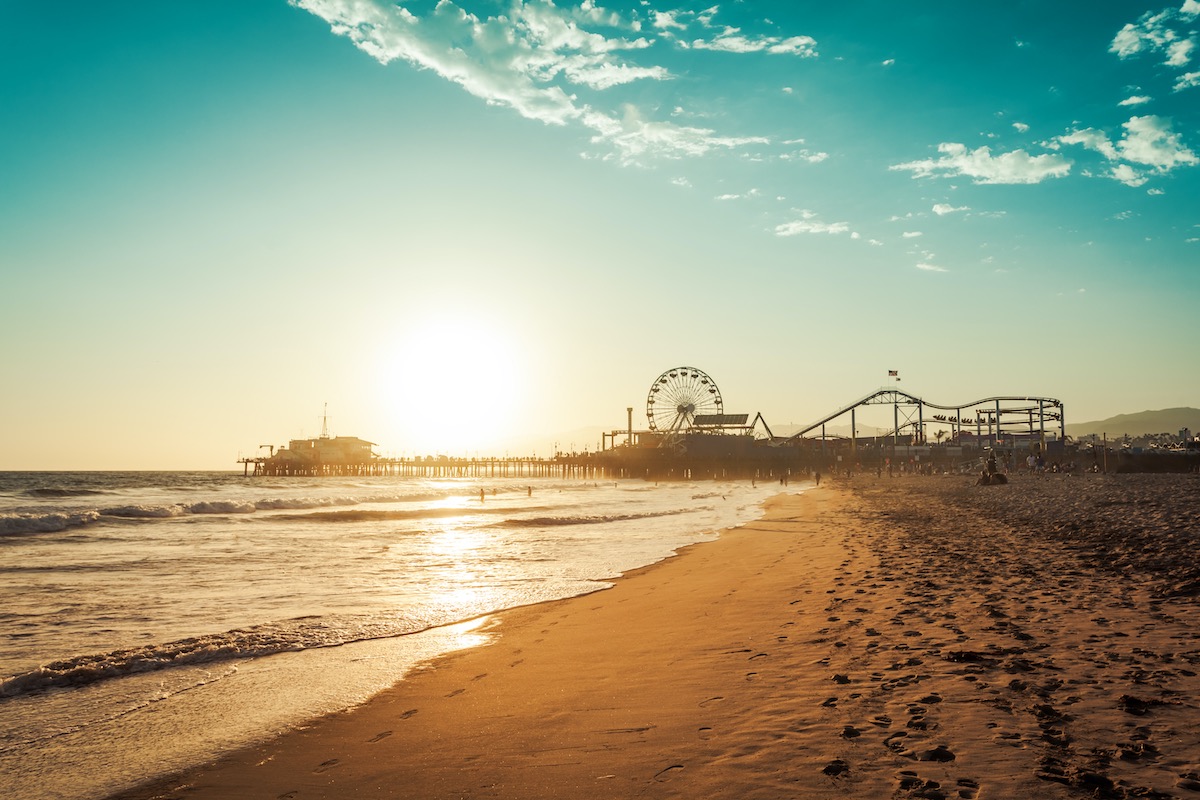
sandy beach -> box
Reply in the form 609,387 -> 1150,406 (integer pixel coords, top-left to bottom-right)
109,473 -> 1200,800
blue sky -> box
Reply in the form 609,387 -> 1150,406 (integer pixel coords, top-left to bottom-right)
1,1 -> 1197,468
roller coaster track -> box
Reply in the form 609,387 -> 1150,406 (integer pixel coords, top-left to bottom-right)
787,388 -> 1064,440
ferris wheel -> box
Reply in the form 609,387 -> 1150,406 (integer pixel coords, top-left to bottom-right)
646,366 -> 723,433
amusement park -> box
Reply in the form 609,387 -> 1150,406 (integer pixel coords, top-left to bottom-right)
240,365 -> 1076,480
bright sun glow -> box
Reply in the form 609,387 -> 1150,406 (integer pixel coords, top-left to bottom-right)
373,315 -> 528,455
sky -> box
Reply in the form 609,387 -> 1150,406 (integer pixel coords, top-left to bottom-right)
2,1 -> 1198,469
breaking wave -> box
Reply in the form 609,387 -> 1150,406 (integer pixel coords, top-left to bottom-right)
498,508 -> 700,527
0,511 -> 102,537
0,614 -> 439,699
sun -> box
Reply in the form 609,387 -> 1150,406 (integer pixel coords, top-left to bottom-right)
371,315 -> 528,455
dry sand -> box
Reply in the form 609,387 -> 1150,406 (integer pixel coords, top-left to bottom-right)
111,474 -> 1200,799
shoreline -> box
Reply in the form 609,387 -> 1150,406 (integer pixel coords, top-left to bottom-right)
110,475 -> 1200,799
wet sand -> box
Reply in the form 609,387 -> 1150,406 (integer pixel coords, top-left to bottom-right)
110,474 -> 1200,799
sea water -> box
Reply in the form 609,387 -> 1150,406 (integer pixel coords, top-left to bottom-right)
0,472 -> 783,800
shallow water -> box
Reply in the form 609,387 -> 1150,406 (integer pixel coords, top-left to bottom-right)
0,472 -> 782,800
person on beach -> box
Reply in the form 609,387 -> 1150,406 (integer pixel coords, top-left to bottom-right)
815,470 -> 821,486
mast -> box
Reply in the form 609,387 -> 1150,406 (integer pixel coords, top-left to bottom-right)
320,403 -> 330,439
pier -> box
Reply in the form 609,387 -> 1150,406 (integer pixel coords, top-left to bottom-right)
240,371 -> 1085,480
239,454 -> 608,480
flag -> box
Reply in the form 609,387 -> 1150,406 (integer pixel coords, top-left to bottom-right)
888,370 -> 898,377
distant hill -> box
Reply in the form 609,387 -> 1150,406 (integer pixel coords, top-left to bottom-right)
1067,408 -> 1200,438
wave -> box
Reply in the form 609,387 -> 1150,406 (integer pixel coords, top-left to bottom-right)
0,614 -> 436,699
100,505 -> 185,519
0,511 -> 101,537
498,508 -> 699,527
272,506 -> 516,523
23,488 -> 109,498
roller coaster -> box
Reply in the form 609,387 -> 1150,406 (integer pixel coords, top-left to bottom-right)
783,388 -> 1064,448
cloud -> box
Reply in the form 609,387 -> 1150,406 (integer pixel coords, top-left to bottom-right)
882,58 -> 895,66
1176,71 -> 1200,90
932,203 -> 970,215
1111,163 -> 1149,187
775,210 -> 852,236
691,27 -> 818,56
1111,5 -> 1199,68
890,143 -> 1071,184
1013,122 -> 1030,133
916,263 -> 947,272
1058,115 -> 1198,181
652,10 -> 687,31
1119,95 -> 1153,105
902,231 -> 923,238
291,0 -> 786,164
583,106 -> 769,163
290,0 -> 672,127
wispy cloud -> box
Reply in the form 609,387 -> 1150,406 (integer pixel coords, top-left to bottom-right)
916,262 -> 947,272
583,106 -> 769,163
690,27 -> 818,56
292,0 -> 814,164
1176,71 -> 1200,91
1119,94 -> 1153,106
932,203 -> 970,215
890,143 -> 1071,184
775,210 -> 852,236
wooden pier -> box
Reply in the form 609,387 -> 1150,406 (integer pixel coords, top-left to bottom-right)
239,455 -> 608,480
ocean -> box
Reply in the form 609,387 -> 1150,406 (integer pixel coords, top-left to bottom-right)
0,471 -> 783,800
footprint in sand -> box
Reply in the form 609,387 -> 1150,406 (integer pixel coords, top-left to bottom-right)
653,764 -> 684,782
367,731 -> 392,743
399,709 -> 418,720
445,688 -> 465,698
699,696 -> 724,707
314,759 -> 340,774
277,793 -> 299,800
698,726 -> 715,740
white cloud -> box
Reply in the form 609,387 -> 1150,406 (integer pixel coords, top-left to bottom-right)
291,0 -> 795,165
583,106 -> 769,163
1148,187 -> 1165,195
932,203 -> 970,215
1058,128 -> 1120,160
916,263 -> 947,272
1111,163 -> 1149,187
1060,115 -> 1198,177
890,143 -> 1071,184
1111,6 -> 1198,68
652,10 -> 687,31
1119,95 -> 1153,105
902,231 -> 923,238
1167,39 -> 1197,66
290,0 -> 673,127
780,149 -> 829,163
1013,121 -> 1030,133
670,176 -> 692,188
775,210 -> 852,236
1119,115 -> 1198,169
1176,71 -> 1200,90
882,58 -> 895,66
692,27 -> 818,56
